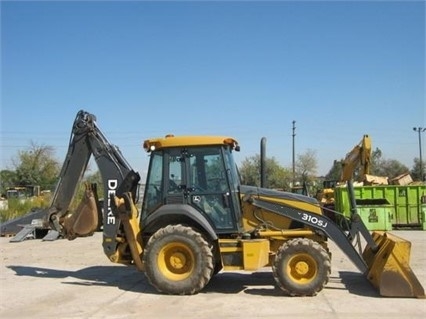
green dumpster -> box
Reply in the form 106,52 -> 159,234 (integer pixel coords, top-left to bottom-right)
334,184 -> 426,230
355,199 -> 393,231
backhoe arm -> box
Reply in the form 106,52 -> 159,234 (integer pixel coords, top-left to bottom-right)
47,111 -> 94,234
340,134 -> 371,182
47,110 -> 140,259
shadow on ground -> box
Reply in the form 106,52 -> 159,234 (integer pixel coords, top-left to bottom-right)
7,265 -> 377,297
7,265 -> 155,294
336,271 -> 380,297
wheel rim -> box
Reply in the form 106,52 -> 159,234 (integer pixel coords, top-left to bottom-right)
158,242 -> 195,281
286,253 -> 317,284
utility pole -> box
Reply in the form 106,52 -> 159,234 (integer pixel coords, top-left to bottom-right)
413,127 -> 426,181
292,120 -> 296,186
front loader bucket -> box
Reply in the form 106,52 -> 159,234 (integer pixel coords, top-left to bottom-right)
362,231 -> 425,298
62,184 -> 99,240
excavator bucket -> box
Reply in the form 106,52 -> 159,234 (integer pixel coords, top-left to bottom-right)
362,231 -> 425,298
62,183 -> 99,240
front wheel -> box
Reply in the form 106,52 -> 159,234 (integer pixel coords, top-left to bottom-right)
143,224 -> 214,295
272,238 -> 331,296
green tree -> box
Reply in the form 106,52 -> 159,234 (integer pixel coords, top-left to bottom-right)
12,141 -> 60,191
324,160 -> 342,181
0,170 -> 18,196
411,158 -> 425,181
372,156 -> 409,179
370,147 -> 383,174
239,154 -> 292,190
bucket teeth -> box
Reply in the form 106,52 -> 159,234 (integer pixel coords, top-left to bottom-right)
363,231 -> 425,298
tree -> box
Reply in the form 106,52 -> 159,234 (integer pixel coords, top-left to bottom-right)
12,141 -> 60,191
239,155 -> 260,186
324,160 -> 341,181
295,149 -> 318,184
370,147 -> 383,174
0,170 -> 17,196
372,155 -> 409,179
239,154 -> 292,190
410,158 -> 425,181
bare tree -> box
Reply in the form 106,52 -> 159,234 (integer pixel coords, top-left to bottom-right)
295,149 -> 318,184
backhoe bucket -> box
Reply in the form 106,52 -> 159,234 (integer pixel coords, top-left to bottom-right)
62,184 -> 99,240
362,231 -> 425,298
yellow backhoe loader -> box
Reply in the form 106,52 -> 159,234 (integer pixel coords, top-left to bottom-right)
43,110 -> 424,298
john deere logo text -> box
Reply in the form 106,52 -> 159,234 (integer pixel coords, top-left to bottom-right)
107,179 -> 117,224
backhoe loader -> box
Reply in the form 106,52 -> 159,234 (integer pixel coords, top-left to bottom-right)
44,110 -> 424,298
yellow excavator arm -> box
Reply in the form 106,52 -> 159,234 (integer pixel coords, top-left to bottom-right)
340,134 -> 372,182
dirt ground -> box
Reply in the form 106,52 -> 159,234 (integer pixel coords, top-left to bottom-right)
1,230 -> 425,319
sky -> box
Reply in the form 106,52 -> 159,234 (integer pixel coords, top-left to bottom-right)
1,0 -> 425,182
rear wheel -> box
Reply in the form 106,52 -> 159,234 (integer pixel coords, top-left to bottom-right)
272,238 -> 331,296
143,224 -> 214,295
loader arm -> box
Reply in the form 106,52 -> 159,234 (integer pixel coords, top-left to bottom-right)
244,194 -> 368,273
243,184 -> 424,298
47,110 -> 140,258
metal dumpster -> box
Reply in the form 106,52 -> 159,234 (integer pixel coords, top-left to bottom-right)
334,184 -> 426,230
354,199 -> 393,231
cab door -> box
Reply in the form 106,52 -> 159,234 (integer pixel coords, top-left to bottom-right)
186,146 -> 237,232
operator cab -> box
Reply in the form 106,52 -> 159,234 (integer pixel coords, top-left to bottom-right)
141,136 -> 242,233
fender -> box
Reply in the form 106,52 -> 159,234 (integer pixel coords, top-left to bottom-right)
142,204 -> 218,241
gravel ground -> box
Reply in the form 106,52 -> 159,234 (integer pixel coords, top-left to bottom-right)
1,230 -> 425,319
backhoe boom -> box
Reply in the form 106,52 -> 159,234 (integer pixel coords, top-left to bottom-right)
46,110 -> 140,258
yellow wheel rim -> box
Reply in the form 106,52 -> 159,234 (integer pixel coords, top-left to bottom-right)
286,253 -> 317,284
157,242 -> 195,281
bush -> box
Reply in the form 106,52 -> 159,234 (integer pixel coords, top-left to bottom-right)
0,195 -> 51,223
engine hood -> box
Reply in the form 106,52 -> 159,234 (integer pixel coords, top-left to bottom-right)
240,185 -> 319,205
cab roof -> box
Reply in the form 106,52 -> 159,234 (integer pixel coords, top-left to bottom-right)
143,134 -> 239,153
